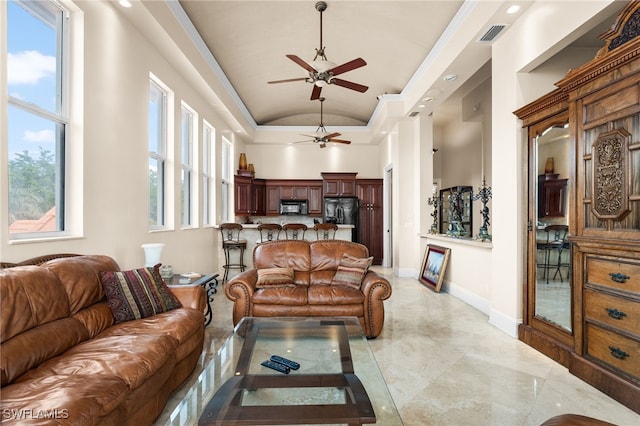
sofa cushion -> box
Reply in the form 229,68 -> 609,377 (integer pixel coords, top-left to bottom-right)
16,334 -> 178,390
101,266 -> 182,324
0,374 -> 129,424
0,266 -> 70,343
44,255 -> 121,314
252,286 -> 308,305
308,285 -> 365,305
253,240 -> 311,285
256,267 -> 295,288
331,254 -> 373,289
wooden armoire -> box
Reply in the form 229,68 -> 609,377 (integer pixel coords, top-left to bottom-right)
516,2 -> 640,414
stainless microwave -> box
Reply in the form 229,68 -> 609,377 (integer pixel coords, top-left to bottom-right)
279,199 -> 308,215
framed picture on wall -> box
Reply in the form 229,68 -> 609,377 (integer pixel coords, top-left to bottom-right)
419,244 -> 451,292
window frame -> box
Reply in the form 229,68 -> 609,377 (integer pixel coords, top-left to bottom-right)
180,102 -> 196,228
220,136 -> 232,224
6,0 -> 70,240
148,78 -> 168,230
202,121 -> 215,226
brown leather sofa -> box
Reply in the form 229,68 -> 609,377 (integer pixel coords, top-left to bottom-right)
0,254 -> 205,425
225,240 -> 392,338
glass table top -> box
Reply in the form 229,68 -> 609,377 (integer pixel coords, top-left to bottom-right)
161,317 -> 402,426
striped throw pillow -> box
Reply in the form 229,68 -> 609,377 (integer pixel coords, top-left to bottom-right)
101,265 -> 182,324
331,254 -> 374,289
256,267 -> 295,288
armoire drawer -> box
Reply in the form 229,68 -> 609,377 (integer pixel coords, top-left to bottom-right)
586,323 -> 640,380
586,257 -> 640,293
585,289 -> 640,337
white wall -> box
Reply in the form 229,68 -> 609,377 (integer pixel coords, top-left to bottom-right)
243,144 -> 381,179
1,1 -> 246,273
489,0 -> 617,335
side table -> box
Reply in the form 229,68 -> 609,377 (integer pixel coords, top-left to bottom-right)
166,274 -> 219,326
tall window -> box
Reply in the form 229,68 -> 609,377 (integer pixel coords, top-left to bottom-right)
220,136 -> 232,223
180,103 -> 195,227
148,79 -> 167,229
202,121 -> 215,226
7,0 -> 67,237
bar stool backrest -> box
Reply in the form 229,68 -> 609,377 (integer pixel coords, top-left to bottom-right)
257,223 -> 282,242
220,223 -> 244,243
282,223 -> 307,240
314,223 -> 338,240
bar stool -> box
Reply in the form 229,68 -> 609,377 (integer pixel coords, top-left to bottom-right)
220,223 -> 247,284
282,223 -> 307,240
313,223 -> 338,240
536,224 -> 568,284
257,223 -> 282,243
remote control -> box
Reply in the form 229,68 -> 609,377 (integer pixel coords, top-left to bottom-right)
261,360 -> 290,374
270,355 -> 300,370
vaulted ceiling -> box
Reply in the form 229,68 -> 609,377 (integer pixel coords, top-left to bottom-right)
127,1 -> 619,144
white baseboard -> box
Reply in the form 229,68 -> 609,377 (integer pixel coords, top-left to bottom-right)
445,280 -> 520,338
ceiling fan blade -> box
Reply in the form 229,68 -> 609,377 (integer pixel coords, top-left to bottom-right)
290,139 -> 314,144
324,132 -> 341,139
331,78 -> 369,93
268,77 -> 308,84
300,133 -> 319,139
328,58 -> 367,76
310,85 -> 322,100
286,54 -> 316,73
328,139 -> 351,144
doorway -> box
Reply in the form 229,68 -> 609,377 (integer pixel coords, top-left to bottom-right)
383,165 -> 393,268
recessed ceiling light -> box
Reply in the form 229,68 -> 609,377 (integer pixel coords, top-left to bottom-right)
443,74 -> 458,81
418,104 -> 426,108
119,0 -> 132,8
423,97 -> 434,103
507,5 -> 521,14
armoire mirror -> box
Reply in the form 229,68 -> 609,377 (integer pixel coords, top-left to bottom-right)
533,120 -> 571,332
515,89 -> 574,364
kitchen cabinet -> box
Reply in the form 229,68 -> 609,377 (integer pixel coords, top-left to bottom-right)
322,172 -> 357,197
264,180 -> 323,216
357,180 -> 383,265
234,175 -> 265,216
538,174 -> 568,218
265,184 -> 280,215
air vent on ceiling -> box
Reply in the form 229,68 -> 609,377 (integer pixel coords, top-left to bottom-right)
477,24 -> 507,43
408,111 -> 420,117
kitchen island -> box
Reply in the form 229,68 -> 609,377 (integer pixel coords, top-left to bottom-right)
217,223 -> 354,271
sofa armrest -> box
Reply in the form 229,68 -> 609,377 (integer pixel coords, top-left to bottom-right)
360,271 -> 392,338
169,285 -> 206,313
225,269 -> 258,326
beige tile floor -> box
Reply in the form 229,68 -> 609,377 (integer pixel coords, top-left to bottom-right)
159,266 -> 640,426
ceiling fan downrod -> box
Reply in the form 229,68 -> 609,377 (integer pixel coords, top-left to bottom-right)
314,1 -> 328,61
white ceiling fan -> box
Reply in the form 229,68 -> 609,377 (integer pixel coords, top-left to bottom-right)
291,97 -> 351,148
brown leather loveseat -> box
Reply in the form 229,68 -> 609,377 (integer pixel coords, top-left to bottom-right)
225,240 -> 392,338
0,254 -> 205,425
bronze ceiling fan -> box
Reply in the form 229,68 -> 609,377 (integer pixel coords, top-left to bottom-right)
268,1 -> 368,100
291,97 -> 351,148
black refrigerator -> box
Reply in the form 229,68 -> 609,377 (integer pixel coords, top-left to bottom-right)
323,197 -> 359,242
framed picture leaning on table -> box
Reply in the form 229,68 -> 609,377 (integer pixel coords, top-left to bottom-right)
419,244 -> 450,292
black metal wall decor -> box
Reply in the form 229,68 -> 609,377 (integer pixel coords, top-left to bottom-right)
471,177 -> 492,241
427,191 -> 440,234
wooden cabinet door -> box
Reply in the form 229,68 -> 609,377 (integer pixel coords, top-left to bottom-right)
322,173 -> 357,196
266,185 -> 280,215
253,179 -> 266,216
308,184 -> 323,215
234,175 -> 252,215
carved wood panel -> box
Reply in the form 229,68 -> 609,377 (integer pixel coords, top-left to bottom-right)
591,128 -> 631,220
